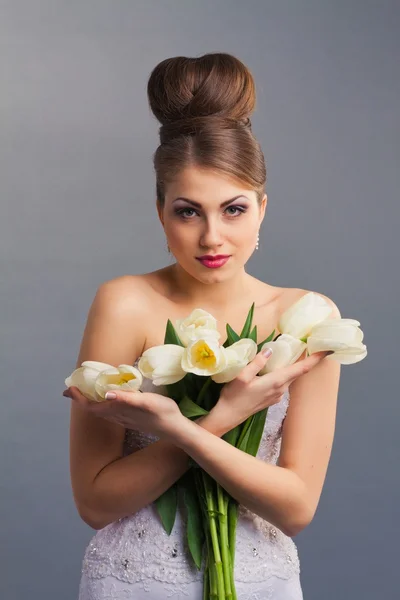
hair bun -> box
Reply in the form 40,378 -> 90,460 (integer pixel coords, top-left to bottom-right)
147,53 -> 256,141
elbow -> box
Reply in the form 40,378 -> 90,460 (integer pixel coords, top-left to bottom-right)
82,513 -> 107,531
285,519 -> 310,538
284,503 -> 314,538
76,501 -> 107,530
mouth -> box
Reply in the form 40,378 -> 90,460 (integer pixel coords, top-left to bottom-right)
196,255 -> 231,269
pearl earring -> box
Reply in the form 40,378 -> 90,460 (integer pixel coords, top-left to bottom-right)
256,232 -> 260,250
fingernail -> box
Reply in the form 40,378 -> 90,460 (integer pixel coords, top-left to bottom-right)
62,390 -> 71,398
326,351 -> 335,356
105,391 -> 117,399
262,348 -> 273,358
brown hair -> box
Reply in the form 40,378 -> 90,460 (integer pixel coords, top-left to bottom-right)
147,53 -> 266,207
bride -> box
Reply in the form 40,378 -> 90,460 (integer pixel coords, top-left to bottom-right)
65,52 -> 341,599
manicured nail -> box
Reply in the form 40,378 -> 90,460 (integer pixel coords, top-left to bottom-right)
326,351 -> 335,356
105,391 -> 117,399
262,348 -> 273,357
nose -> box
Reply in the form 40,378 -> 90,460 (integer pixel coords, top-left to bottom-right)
199,219 -> 224,249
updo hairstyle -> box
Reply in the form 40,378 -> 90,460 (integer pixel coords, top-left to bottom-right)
147,53 -> 267,207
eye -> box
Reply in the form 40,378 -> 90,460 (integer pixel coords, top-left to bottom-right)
225,205 -> 246,217
176,207 -> 199,219
175,205 -> 247,220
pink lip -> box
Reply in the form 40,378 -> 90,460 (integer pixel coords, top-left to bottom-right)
197,255 -> 230,260
196,256 -> 231,269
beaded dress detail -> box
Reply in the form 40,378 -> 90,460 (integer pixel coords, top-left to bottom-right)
78,362 -> 303,599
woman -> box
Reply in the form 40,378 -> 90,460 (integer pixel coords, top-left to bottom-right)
66,53 -> 341,599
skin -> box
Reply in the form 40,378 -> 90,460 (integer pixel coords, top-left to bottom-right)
66,165 -> 338,534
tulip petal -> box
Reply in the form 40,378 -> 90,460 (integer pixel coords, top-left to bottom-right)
65,366 -> 98,401
175,309 -> 220,346
181,338 -> 228,376
80,360 -> 114,371
307,317 -> 367,365
137,345 -> 186,384
279,292 -> 333,338
259,335 -> 307,375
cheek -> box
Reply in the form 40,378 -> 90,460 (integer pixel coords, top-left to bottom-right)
234,226 -> 257,246
165,224 -> 193,250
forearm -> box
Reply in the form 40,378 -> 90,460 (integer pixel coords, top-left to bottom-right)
84,412 -> 229,530
172,419 -> 310,537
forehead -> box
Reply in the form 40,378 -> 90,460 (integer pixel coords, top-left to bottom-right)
165,166 -> 257,203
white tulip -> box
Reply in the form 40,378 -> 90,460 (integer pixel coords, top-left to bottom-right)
94,364 -> 143,400
64,361 -> 112,401
175,308 -> 221,346
181,337 -> 228,377
259,334 -> 308,375
64,361 -> 143,402
212,338 -> 258,383
138,344 -> 186,386
307,318 -> 367,364
279,292 -> 333,339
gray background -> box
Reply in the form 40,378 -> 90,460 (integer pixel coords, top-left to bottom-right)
1,1 -> 398,598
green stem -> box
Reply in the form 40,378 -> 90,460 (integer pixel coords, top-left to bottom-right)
202,471 -> 225,599
205,510 -> 217,598
226,533 -> 237,600
228,502 -> 238,565
210,560 -> 218,599
203,560 -> 210,600
223,494 -> 237,599
217,484 -> 233,599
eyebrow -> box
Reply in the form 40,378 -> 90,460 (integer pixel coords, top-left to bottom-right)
172,195 -> 248,208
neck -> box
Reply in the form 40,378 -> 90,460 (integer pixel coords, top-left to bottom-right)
168,262 -> 254,311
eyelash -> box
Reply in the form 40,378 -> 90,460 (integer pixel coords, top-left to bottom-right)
175,206 -> 247,220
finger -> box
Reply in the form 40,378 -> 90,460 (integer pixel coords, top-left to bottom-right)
239,349 -> 273,382
67,386 -> 113,411
104,389 -> 141,404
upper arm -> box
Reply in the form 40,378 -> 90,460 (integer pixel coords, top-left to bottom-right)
277,291 -> 342,532
69,276 -> 146,520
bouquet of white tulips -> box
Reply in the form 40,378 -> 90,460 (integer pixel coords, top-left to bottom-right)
65,293 -> 367,600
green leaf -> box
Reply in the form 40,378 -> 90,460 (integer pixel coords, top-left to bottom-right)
164,319 -> 185,346
249,324 -> 258,343
240,303 -> 255,338
224,323 -> 240,347
196,377 -> 212,408
155,484 -> 178,535
179,395 -> 209,419
182,472 -> 205,569
237,417 -> 254,451
245,408 -> 269,456
165,379 -> 186,402
257,329 -> 276,353
236,416 -> 253,450
222,424 -> 241,446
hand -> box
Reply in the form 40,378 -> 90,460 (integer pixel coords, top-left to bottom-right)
63,386 -> 184,440
213,349 -> 333,428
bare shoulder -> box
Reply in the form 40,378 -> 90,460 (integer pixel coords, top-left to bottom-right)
97,273 -> 151,307
81,274 -> 156,364
96,273 -> 160,319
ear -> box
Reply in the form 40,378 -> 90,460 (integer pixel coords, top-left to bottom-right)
259,193 -> 267,224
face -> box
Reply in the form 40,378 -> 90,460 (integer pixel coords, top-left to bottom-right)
158,166 -> 267,283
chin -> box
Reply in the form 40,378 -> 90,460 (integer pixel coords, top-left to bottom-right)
193,266 -> 233,284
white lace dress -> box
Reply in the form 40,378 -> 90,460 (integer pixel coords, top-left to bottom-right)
78,373 -> 303,600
